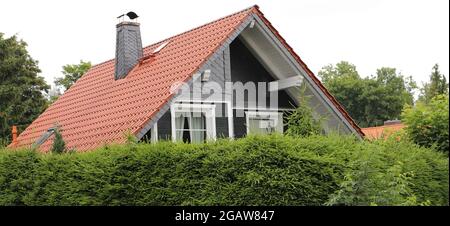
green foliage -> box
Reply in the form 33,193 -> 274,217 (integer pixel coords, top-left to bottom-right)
319,61 -> 360,82
285,88 -> 323,137
124,130 -> 138,145
327,156 -> 423,206
419,64 -> 449,104
318,61 -> 416,127
402,95 -> 449,154
0,138 -> 9,148
54,60 -> 91,91
0,33 -> 50,142
0,135 -> 447,206
0,135 -> 343,205
323,135 -> 448,206
375,67 -> 417,111
0,150 -> 39,205
51,125 -> 66,154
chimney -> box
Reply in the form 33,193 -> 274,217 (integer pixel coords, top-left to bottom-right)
12,125 -> 18,146
114,12 -> 143,80
384,120 -> 402,126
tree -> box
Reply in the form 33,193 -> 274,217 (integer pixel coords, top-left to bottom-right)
0,33 -> 50,142
51,124 -> 66,154
365,67 -> 417,125
319,61 -> 360,83
318,61 -> 416,127
419,64 -> 448,104
402,95 -> 449,154
54,60 -> 91,91
319,62 -> 367,126
285,86 -> 323,137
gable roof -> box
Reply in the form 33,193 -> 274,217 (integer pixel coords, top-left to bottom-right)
12,5 -> 363,151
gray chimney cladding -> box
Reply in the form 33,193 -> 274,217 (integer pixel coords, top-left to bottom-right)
114,21 -> 143,80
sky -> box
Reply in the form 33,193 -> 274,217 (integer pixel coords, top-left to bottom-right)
1,0 -> 449,91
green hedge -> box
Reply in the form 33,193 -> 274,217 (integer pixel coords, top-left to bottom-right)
0,135 -> 448,206
299,135 -> 449,205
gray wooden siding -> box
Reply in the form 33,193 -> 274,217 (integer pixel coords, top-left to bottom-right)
230,38 -> 297,110
157,110 -> 172,141
215,103 -> 229,138
175,46 -> 232,102
233,109 -> 247,139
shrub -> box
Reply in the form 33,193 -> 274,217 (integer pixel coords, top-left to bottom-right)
0,135 -> 344,206
0,135 -> 447,206
285,88 -> 323,137
51,125 -> 66,154
0,138 -> 9,148
323,135 -> 448,206
327,151 -> 427,206
402,95 -> 449,154
0,150 -> 40,205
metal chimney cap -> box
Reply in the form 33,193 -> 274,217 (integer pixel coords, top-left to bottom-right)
126,11 -> 138,19
117,11 -> 139,20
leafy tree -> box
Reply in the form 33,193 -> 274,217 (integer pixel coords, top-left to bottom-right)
54,60 -> 91,91
366,67 -> 417,124
402,95 -> 449,154
51,125 -> 66,154
319,62 -> 367,125
0,33 -> 50,142
419,64 -> 448,104
319,61 -> 360,83
318,61 -> 416,127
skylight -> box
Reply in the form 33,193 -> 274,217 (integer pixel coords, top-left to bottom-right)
152,41 -> 169,54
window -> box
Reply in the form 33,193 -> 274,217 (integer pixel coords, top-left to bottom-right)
175,112 -> 207,143
171,103 -> 216,143
246,111 -> 283,135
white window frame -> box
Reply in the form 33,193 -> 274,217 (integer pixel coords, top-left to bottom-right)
170,103 -> 216,142
174,100 -> 233,139
245,111 -> 283,135
150,123 -> 158,143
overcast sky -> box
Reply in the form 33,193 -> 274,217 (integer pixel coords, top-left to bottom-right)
1,0 -> 448,90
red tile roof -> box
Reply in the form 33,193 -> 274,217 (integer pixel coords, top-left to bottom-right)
362,123 -> 405,140
11,5 -> 363,151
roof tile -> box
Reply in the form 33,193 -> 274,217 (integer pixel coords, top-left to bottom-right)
362,123 -> 405,140
13,6 -> 254,151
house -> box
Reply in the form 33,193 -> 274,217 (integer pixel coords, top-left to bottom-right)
11,5 -> 363,151
361,120 -> 405,140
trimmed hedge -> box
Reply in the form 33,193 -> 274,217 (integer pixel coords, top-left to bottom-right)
0,135 -> 344,206
0,135 -> 448,206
